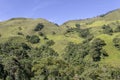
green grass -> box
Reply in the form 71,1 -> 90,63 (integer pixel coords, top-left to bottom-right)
47,33 -> 83,54
96,33 -> 120,67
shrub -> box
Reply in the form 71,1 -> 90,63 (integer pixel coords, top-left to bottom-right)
90,38 -> 107,61
46,40 -> 55,46
18,27 -> 22,30
17,32 -> 24,35
26,35 -> 40,44
102,25 -> 113,35
34,23 -> 44,31
114,25 -> 120,32
38,32 -> 44,36
79,29 -> 91,38
113,37 -> 120,49
75,24 -> 80,28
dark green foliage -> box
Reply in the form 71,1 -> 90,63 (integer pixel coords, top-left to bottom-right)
66,28 -> 76,33
52,31 -> 56,35
17,32 -> 24,35
75,24 -> 80,28
0,41 -> 30,59
26,35 -> 40,44
64,42 -> 89,65
90,38 -> 107,61
18,27 -> 22,30
34,23 -> 44,31
113,37 -> 120,50
102,25 -> 113,35
114,25 -> 120,32
46,40 -> 55,46
0,34 -> 1,37
44,36 -> 48,40
79,28 -> 91,38
91,38 -> 106,49
111,69 -> 120,80
0,64 -> 5,79
38,32 -> 44,36
101,49 -> 109,57
35,45 -> 58,58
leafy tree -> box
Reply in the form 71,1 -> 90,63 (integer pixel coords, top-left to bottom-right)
34,23 -> 44,31
114,25 -> 120,32
90,38 -> 107,61
46,40 -> 55,46
64,42 -> 89,65
17,32 -> 24,36
26,35 -> 40,44
79,29 -> 91,38
75,24 -> 80,28
113,37 -> 120,50
38,32 -> 44,36
102,25 -> 113,35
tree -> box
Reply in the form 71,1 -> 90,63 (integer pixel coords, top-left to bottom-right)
90,38 -> 107,61
102,25 -> 113,35
114,25 -> 120,32
79,29 -> 91,38
34,23 -> 44,31
113,37 -> 120,50
26,35 -> 40,44
46,40 -> 55,46
75,24 -> 80,28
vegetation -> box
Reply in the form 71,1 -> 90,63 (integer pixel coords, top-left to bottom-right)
0,9 -> 120,80
34,23 -> 44,31
26,35 -> 40,44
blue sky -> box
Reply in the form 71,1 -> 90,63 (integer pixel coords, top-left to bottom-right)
0,0 -> 120,24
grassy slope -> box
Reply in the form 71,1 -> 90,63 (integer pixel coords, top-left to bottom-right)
1,9 -> 120,68
97,34 -> 120,67
0,18 -> 82,54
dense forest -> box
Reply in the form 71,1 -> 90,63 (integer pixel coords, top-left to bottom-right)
0,9 -> 120,80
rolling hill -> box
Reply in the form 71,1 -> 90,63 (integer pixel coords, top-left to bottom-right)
0,9 -> 120,80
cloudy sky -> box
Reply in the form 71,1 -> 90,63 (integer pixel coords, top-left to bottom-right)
0,0 -> 120,24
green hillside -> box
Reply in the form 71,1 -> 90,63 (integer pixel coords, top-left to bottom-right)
0,9 -> 120,80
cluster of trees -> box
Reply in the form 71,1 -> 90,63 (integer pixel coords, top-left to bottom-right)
90,38 -> 108,61
0,37 -> 59,80
114,25 -> 120,32
0,34 -> 120,80
1,23 -> 120,80
102,25 -> 113,35
102,25 -> 120,35
66,24 -> 93,39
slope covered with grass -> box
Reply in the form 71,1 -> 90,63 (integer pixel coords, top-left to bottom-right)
0,9 -> 120,80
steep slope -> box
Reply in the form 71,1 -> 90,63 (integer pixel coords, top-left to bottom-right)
1,9 -> 120,80
0,18 -> 60,37
61,8 -> 120,28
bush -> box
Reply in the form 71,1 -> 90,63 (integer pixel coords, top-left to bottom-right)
34,23 -> 44,31
38,32 -> 44,36
75,24 -> 80,28
113,37 -> 120,49
102,25 -> 113,35
114,25 -> 120,32
46,40 -> 55,46
90,38 -> 107,61
26,35 -> 40,44
79,29 -> 91,38
17,32 -> 24,35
